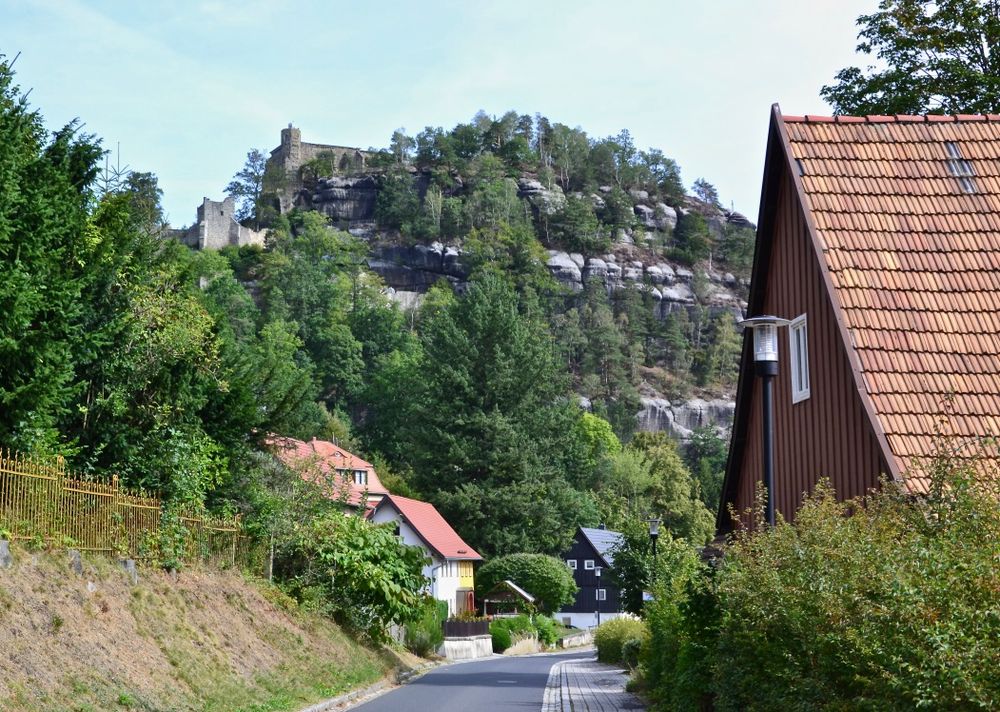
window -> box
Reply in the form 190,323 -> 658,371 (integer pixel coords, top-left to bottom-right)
566,559 -> 577,570
596,589 -> 607,601
789,315 -> 810,403
353,470 -> 367,486
945,141 -> 977,193
584,560 -> 595,570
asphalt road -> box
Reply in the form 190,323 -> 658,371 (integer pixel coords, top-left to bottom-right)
351,651 -> 593,712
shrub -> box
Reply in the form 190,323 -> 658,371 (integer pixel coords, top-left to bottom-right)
534,615 -> 559,646
621,637 -> 643,669
710,467 -> 1000,711
475,554 -> 578,614
490,623 -> 513,653
404,598 -> 447,657
489,614 -> 537,653
594,617 -> 646,664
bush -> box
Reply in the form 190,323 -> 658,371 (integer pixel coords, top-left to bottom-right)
490,623 -> 513,653
643,450 -> 1000,710
404,599 -> 447,657
594,617 -> 646,664
534,615 -> 559,646
489,614 -> 536,653
476,554 -> 578,614
621,637 -> 643,670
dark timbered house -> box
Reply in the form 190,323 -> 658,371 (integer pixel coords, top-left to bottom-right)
556,526 -> 624,629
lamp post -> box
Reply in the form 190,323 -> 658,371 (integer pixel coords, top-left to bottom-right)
738,315 -> 790,527
647,517 -> 661,558
595,565 -> 602,626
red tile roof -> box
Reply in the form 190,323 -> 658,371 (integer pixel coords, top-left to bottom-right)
372,494 -> 482,561
266,435 -> 388,507
778,110 -> 1000,492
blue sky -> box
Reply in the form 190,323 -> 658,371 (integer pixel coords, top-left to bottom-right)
2,0 -> 875,226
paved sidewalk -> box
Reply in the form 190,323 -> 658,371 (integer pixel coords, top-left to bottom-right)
541,657 -> 645,711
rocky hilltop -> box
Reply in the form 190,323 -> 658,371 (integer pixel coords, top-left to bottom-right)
282,170 -> 747,440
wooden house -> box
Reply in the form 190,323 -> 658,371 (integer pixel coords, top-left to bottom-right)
556,526 -> 623,629
720,106 -> 1000,533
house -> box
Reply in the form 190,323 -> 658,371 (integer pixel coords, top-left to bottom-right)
719,106 -> 1000,533
369,494 -> 482,616
556,526 -> 623,629
267,436 -> 389,511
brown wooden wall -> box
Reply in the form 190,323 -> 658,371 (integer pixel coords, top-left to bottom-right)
731,169 -> 890,525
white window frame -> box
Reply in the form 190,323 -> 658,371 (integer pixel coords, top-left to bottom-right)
596,588 -> 607,601
567,559 -> 577,570
789,314 -> 810,403
584,559 -> 595,570
353,470 -> 367,486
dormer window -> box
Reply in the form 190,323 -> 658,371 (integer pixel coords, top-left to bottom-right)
945,141 -> 977,193
353,470 -> 367,486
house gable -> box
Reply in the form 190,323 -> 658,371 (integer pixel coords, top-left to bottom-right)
719,106 -> 894,533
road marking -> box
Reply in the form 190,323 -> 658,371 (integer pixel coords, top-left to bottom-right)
497,680 -> 518,684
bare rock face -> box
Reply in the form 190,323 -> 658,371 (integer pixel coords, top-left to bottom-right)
310,175 -> 379,222
636,396 -> 735,439
367,242 -> 470,292
518,178 -> 566,216
546,250 -> 583,290
655,203 -> 677,232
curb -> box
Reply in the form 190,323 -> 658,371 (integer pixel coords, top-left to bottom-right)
300,661 -> 440,712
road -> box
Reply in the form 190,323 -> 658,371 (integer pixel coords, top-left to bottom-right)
352,651 -> 593,712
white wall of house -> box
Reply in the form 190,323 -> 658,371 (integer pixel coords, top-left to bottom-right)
555,610 -> 626,630
370,507 -> 464,616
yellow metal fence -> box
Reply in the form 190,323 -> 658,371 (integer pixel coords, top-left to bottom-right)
0,450 -> 253,568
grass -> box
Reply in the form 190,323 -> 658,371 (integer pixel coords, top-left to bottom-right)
0,550 -> 392,712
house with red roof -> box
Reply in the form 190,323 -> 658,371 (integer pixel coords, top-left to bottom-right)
720,106 -> 1000,533
369,494 -> 482,616
267,435 -> 389,511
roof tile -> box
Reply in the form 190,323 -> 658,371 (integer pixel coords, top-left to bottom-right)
783,115 -> 1000,490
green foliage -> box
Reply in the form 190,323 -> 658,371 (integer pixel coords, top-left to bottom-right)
683,427 -> 728,513
374,167 -> 420,231
475,553 -> 579,614
225,148 -> 268,227
821,0 -> 1000,115
489,614 -> 536,652
670,212 -> 711,265
373,271 -> 596,557
534,615 -> 559,646
718,223 -> 755,278
404,598 -> 447,657
287,513 -> 428,642
552,194 -> 609,253
640,539 -> 716,711
594,616 -> 647,664
0,57 -> 103,454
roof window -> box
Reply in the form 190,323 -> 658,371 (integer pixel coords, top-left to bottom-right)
944,141 -> 977,193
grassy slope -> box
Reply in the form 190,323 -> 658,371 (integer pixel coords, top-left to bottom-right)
0,548 -> 398,712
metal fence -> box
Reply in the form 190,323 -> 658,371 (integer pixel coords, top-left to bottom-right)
0,449 -> 252,567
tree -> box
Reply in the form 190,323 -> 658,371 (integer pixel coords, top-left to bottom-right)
0,57 -> 104,454
475,553 -> 578,614
289,513 -> 428,641
692,178 -> 720,207
821,0 -> 1000,115
684,426 -> 729,513
389,128 -> 416,164
225,148 -> 267,227
382,271 -> 596,557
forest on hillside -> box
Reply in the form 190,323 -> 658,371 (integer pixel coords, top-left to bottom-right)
0,56 -> 744,565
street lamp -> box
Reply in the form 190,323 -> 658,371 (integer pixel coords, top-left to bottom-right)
647,517 -> 661,558
738,315 -> 790,527
595,565 -> 602,626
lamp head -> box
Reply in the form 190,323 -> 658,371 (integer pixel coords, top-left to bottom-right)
647,517 -> 661,538
738,315 -> 790,363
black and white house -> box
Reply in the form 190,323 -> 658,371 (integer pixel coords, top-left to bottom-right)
555,526 -> 624,629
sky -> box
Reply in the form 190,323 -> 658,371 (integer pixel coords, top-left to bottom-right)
2,0 -> 877,226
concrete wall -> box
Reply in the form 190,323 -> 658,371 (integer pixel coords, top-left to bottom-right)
554,611 -> 626,630
439,635 -> 493,661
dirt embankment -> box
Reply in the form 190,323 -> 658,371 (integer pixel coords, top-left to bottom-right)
0,547 -> 400,711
